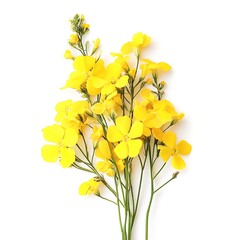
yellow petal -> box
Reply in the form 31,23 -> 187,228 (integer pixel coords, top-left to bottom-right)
142,35 -> 151,48
55,100 -> 72,113
54,112 -> 66,123
106,63 -> 122,79
41,145 -> 59,162
116,116 -> 131,135
140,88 -> 156,102
60,147 -> 75,168
96,161 -> 109,172
116,159 -> 125,172
132,32 -> 144,47
152,128 -> 163,141
129,121 -> 143,139
79,182 -> 89,195
98,140 -> 111,159
132,32 -> 151,48
172,154 -> 186,170
69,34 -> 78,44
73,56 -> 95,72
91,76 -> 108,88
88,179 -> 100,194
107,126 -> 124,142
162,132 -> 176,148
101,84 -> 116,95
114,141 -> 129,159
92,103 -> 105,114
127,139 -> 142,158
144,113 -> 161,128
157,110 -> 173,126
71,101 -> 89,114
62,128 -> 79,147
42,125 -> 64,143
134,104 -> 147,121
157,62 -> 172,72
121,42 -> 133,54
143,126 -> 151,137
106,168 -> 115,177
91,125 -> 103,143
92,59 -> 105,76
86,77 -> 101,95
115,75 -> 129,88
64,50 -> 73,59
61,71 -> 84,90
159,146 -> 174,162
106,90 -> 118,101
177,140 -> 192,155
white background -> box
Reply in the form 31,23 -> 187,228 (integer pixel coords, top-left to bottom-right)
0,0 -> 240,239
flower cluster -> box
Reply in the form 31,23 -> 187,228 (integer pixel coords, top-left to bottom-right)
41,14 -> 191,240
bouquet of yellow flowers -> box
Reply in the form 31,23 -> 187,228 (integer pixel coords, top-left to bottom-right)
41,14 -> 191,240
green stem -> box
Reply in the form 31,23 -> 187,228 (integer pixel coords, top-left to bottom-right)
97,194 -> 117,205
80,133 -> 89,159
72,163 -> 94,173
153,162 -> 166,180
154,172 -> 179,194
129,54 -> 140,120
145,138 -> 154,240
124,162 -> 129,239
114,176 -> 125,240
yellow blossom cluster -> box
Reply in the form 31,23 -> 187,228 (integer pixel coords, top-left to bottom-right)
41,14 -> 192,239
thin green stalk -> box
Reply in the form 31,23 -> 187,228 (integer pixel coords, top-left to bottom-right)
124,162 -> 129,239
97,194 -> 117,205
72,163 -> 94,173
131,153 -> 147,229
154,172 -> 179,194
145,138 -> 154,240
114,176 -> 125,240
76,143 -> 88,160
153,162 -> 166,180
70,44 -> 85,55
129,54 -> 140,120
80,133 -> 89,159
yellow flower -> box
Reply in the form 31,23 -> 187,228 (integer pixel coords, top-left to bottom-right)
96,161 -> 115,177
140,88 -> 158,108
62,56 -> 105,95
81,23 -> 90,30
146,78 -> 153,84
92,63 -> 129,96
69,34 -> 79,44
79,178 -> 100,195
153,100 -> 183,124
134,102 -> 159,134
140,59 -> 171,77
121,32 -> 151,54
93,38 -> 100,50
111,52 -> 130,70
92,98 -> 115,115
55,100 -> 89,122
158,132 -> 192,170
152,128 -> 163,141
91,125 -> 104,143
121,42 -> 134,55
61,118 -> 86,131
41,125 -> 78,168
107,116 -> 143,159
132,32 -> 151,49
95,140 -> 114,176
95,140 -> 124,176
92,93 -> 121,116
64,50 -> 73,60
134,89 -> 170,129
